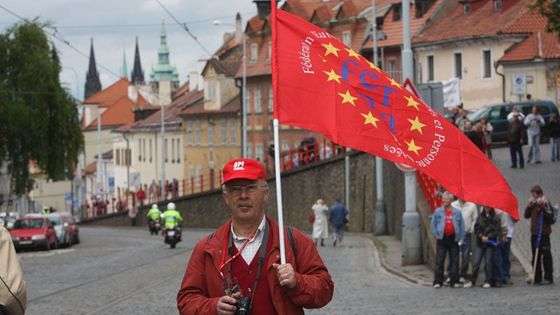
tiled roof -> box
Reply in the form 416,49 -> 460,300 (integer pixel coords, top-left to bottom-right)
180,95 -> 240,116
86,96 -> 136,128
84,161 -> 96,175
500,31 -> 560,62
83,78 -> 129,107
122,90 -> 204,132
413,0 -> 533,45
501,9 -> 549,34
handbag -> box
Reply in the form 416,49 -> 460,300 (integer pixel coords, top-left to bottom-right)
308,213 -> 315,223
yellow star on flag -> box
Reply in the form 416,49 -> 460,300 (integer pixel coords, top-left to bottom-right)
388,77 -> 401,88
338,90 -> 358,106
408,116 -> 427,134
361,112 -> 379,128
367,61 -> 380,72
322,42 -> 340,58
345,48 -> 360,59
405,95 -> 420,111
324,69 -> 342,84
405,139 -> 422,155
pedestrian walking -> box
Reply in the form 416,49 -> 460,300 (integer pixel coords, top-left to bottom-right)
311,199 -> 329,247
464,206 -> 501,289
329,199 -> 348,247
430,192 -> 465,288
524,185 -> 554,285
451,198 -> 478,283
524,106 -> 545,164
507,113 -> 526,169
177,158 -> 333,314
547,112 -> 560,162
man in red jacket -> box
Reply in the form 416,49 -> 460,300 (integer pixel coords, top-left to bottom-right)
177,158 -> 334,315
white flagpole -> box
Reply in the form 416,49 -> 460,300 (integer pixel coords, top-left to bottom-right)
273,118 -> 286,264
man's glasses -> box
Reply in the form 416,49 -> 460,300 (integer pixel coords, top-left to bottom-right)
224,184 -> 266,196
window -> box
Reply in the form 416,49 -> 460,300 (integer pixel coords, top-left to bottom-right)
247,143 -> 253,159
207,81 -> 216,101
266,41 -> 271,61
126,148 -> 131,166
268,86 -> 273,112
250,43 -> 258,63
142,139 -> 146,161
427,55 -> 434,82
138,139 -> 142,161
221,118 -> 227,145
482,49 -> 492,79
208,120 -> 214,145
342,31 -> 351,47
149,139 -> 152,162
393,4 -> 401,21
494,0 -> 502,11
171,139 -> 175,163
187,121 -> 193,144
195,120 -> 201,145
454,53 -> 462,79
256,143 -> 264,162
463,3 -> 470,15
254,88 -> 262,113
164,138 -> 168,162
245,91 -> 251,114
116,149 -> 120,165
176,138 -> 181,162
230,118 -> 237,144
387,59 -> 398,81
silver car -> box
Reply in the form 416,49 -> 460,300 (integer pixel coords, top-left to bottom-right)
47,214 -> 71,247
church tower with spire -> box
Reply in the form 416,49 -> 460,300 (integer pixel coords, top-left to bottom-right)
149,19 -> 180,101
84,38 -> 102,99
131,37 -> 145,85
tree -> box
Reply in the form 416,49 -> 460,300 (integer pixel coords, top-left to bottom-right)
532,0 -> 560,40
0,21 -> 83,195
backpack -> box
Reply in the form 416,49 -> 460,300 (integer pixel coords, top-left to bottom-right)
0,227 -> 27,315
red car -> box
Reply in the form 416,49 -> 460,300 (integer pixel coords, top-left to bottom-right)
10,217 -> 57,251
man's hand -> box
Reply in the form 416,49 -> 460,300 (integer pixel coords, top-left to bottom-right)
273,263 -> 297,289
216,295 -> 238,315
481,236 -> 488,243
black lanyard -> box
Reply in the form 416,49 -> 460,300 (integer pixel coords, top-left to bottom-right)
225,219 -> 269,308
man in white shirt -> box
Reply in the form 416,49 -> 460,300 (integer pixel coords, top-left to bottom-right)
451,198 -> 478,283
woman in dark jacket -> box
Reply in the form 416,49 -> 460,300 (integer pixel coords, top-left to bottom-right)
464,206 -> 501,288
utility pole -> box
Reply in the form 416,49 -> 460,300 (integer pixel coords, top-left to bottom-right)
401,0 -> 422,265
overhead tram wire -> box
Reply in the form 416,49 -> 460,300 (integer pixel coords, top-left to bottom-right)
0,3 -> 120,79
155,0 -> 212,58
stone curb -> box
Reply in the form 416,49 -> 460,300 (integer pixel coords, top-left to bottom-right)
372,237 -> 432,287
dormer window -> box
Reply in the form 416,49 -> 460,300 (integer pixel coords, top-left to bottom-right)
463,3 -> 471,15
393,4 -> 401,21
494,0 -> 502,11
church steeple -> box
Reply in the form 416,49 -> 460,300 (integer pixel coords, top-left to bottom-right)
149,19 -> 179,87
84,38 -> 102,99
131,36 -> 145,85
120,50 -> 128,79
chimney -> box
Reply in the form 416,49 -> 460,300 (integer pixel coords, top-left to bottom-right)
253,0 -> 271,19
189,71 -> 199,92
235,12 -> 242,43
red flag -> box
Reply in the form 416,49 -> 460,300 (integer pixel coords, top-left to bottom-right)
271,5 -> 519,220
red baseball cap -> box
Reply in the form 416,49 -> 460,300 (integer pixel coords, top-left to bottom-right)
221,158 -> 267,184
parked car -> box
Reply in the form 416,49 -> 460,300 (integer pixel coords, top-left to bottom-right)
467,100 -> 559,143
10,217 -> 57,251
47,213 -> 71,247
58,212 -> 80,245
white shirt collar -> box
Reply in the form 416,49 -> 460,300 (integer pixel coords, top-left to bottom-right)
231,215 -> 266,243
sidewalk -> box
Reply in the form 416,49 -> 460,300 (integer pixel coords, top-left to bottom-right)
374,235 -> 528,287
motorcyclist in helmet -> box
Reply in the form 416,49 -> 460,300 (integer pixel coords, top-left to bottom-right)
161,202 -> 183,229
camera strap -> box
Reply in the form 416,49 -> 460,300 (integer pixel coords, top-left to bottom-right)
222,219 -> 270,309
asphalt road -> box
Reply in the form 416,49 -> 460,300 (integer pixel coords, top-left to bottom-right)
20,225 -> 560,315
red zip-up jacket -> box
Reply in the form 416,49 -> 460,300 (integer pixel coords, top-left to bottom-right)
177,217 -> 334,314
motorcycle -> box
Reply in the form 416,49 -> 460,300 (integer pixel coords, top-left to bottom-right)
148,219 -> 161,235
164,227 -> 182,248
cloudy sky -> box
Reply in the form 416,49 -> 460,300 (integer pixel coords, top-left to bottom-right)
0,0 -> 259,100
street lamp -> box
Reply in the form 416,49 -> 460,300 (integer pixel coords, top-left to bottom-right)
213,19 -> 248,158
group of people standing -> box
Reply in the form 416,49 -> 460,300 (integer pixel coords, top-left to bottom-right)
310,199 -> 348,247
431,186 -> 555,289
508,106 -> 560,168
